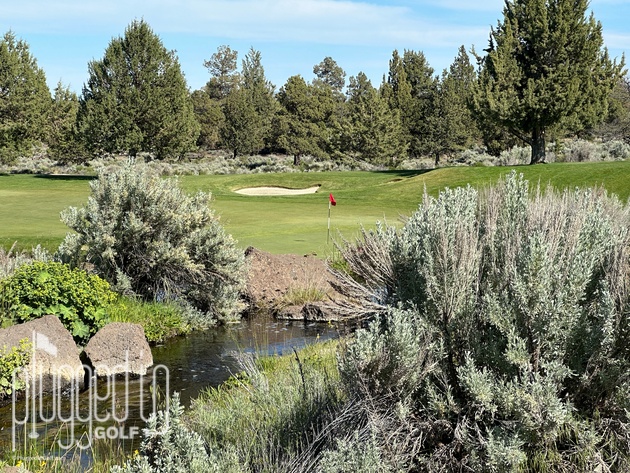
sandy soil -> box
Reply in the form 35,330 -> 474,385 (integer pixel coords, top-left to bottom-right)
234,185 -> 321,196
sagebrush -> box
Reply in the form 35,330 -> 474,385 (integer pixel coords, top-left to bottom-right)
331,171 -> 630,470
58,163 -> 246,321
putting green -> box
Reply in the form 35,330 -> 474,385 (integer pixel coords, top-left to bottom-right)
1,161 -> 628,256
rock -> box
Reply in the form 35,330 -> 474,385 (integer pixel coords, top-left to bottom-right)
0,315 -> 84,394
302,302 -> 342,322
84,323 -> 153,376
277,302 -> 343,322
276,305 -> 303,320
244,247 -> 340,312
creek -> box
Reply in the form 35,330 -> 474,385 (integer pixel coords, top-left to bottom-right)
0,317 -> 340,463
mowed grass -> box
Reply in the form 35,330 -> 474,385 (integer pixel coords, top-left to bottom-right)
1,160 -> 628,255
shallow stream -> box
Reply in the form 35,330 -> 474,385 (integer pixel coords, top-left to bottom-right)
0,317 -> 340,461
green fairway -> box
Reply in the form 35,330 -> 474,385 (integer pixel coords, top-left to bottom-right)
1,160 -> 628,255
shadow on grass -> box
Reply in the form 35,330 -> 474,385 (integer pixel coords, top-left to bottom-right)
373,169 -> 434,179
33,174 -> 96,181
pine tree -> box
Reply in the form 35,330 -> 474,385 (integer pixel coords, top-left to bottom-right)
474,0 -> 625,164
311,57 -> 346,159
203,45 -> 239,101
0,31 -> 51,163
313,56 -> 346,95
77,20 -> 199,159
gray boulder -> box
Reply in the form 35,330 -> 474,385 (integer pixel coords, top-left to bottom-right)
84,323 -> 153,376
276,302 -> 342,322
0,315 -> 84,394
302,302 -> 342,322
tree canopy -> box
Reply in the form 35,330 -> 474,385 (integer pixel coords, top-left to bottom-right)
0,31 -> 51,163
77,20 -> 199,159
474,0 -> 625,164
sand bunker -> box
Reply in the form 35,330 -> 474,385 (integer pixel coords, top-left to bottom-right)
234,185 -> 320,196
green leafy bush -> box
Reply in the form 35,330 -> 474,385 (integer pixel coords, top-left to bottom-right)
1,261 -> 116,343
58,163 -> 246,322
0,339 -> 31,399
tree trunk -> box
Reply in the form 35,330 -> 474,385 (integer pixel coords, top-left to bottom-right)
530,128 -> 546,164
434,151 -> 440,167
233,149 -> 237,159
294,154 -> 301,166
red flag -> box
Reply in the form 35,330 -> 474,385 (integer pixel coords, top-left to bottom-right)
329,193 -> 336,206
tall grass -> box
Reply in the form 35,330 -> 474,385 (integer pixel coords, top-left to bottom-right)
186,340 -> 343,472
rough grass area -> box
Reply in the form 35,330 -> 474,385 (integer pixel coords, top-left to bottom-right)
186,339 -> 342,471
1,161 -> 628,255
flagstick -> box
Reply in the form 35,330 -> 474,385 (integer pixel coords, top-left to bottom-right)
327,200 -> 331,244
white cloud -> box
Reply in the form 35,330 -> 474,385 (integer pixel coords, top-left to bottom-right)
420,0 -> 503,12
1,0 -> 487,49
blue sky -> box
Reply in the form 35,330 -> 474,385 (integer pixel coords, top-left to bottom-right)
2,0 -> 628,95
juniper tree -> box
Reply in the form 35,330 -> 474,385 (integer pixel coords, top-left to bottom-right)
46,82 -> 83,162
342,72 -> 406,165
0,31 -> 51,163
430,46 -> 480,164
77,20 -> 199,159
276,75 -> 327,164
240,47 -> 276,152
190,89 -> 224,150
474,0 -> 625,164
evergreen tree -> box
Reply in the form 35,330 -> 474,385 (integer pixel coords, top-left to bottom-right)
240,47 -> 276,152
383,50 -> 413,151
77,20 -> 199,159
220,86 -> 260,158
313,56 -> 346,95
198,45 -> 240,151
343,72 -> 406,165
402,50 -> 438,158
474,0 -> 624,164
431,46 -> 480,164
46,82 -> 83,162
596,76 -> 630,142
203,45 -> 239,100
311,57 -> 347,159
276,75 -> 327,164
190,89 -> 224,150
0,31 -> 51,163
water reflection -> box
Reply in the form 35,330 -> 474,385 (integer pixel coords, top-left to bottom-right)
0,317 -> 340,458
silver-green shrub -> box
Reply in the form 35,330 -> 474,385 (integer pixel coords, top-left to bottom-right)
336,171 -> 630,470
317,432 -> 393,473
111,393 -> 241,473
339,307 -> 435,401
58,163 -> 246,321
